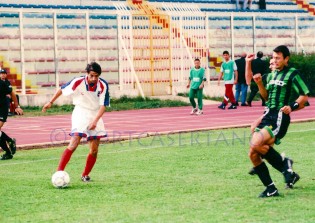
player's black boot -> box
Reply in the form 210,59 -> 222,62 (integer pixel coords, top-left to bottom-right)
283,157 -> 300,189
9,138 -> 16,155
0,153 -> 13,160
259,184 -> 279,198
228,104 -> 237,109
218,103 -> 226,110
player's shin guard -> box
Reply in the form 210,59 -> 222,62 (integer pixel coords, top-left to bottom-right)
57,148 -> 73,171
264,147 -> 284,173
254,162 -> 273,187
82,153 -> 97,177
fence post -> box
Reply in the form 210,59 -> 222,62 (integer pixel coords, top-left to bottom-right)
252,15 -> 256,55
230,13 -> 234,60
53,12 -> 59,89
86,11 -> 91,63
19,11 -> 26,95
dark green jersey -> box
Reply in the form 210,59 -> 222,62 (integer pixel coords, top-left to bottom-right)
265,67 -> 309,110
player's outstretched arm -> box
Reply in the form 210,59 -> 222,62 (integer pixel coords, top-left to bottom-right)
42,89 -> 62,112
88,105 -> 106,130
245,53 -> 254,85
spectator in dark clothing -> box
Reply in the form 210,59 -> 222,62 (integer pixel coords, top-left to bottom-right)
259,0 -> 266,10
235,52 -> 248,106
0,69 -> 19,116
247,51 -> 268,106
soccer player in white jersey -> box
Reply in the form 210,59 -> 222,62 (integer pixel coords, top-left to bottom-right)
42,62 -> 110,182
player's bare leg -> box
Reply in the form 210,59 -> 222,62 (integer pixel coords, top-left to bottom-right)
57,136 -> 81,171
249,129 -> 280,197
81,138 -> 100,182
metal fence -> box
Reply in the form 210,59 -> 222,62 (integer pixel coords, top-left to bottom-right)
0,8 -> 314,95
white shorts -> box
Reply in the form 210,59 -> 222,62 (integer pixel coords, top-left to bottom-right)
70,105 -> 107,140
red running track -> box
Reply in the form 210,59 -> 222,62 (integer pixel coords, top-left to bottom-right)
3,98 -> 315,148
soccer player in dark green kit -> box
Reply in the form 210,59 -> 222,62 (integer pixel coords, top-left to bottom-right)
246,45 -> 309,198
187,58 -> 206,115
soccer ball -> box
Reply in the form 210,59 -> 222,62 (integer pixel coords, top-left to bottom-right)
51,171 -> 70,188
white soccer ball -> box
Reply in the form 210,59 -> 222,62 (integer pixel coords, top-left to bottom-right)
51,171 -> 70,188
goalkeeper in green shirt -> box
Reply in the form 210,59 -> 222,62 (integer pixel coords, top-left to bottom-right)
186,58 -> 206,115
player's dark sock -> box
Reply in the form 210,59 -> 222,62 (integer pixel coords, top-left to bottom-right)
0,138 -> 11,154
264,147 -> 283,173
82,153 -> 97,176
0,131 -> 12,143
254,162 -> 273,186
57,148 -> 73,171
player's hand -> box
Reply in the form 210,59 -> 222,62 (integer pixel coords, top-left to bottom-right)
15,107 -> 23,115
186,84 -> 190,89
199,84 -> 204,89
253,73 -> 262,84
42,102 -> 52,112
234,80 -> 238,85
246,53 -> 255,62
88,122 -> 97,130
281,106 -> 292,115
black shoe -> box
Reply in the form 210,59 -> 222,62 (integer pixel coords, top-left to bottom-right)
248,167 -> 256,175
0,153 -> 13,160
241,103 -> 248,106
247,101 -> 252,107
258,185 -> 279,198
283,157 -> 300,189
285,172 -> 300,189
235,102 -> 239,106
228,104 -> 237,109
218,103 -> 226,110
9,138 -> 16,155
7,112 -> 14,116
81,175 -> 91,182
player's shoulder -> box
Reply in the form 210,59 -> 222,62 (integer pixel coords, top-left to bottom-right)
99,78 -> 109,88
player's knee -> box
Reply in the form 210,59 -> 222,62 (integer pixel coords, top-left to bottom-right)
248,148 -> 256,160
90,149 -> 98,157
250,133 -> 264,149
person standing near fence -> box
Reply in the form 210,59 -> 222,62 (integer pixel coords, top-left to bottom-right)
218,51 -> 238,110
187,58 -> 206,115
235,52 -> 248,106
247,51 -> 268,107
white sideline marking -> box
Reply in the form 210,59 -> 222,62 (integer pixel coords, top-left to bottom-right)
1,128 -> 314,167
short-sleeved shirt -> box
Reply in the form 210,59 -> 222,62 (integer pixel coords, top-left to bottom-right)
189,67 -> 206,89
61,75 -> 110,111
265,66 -> 309,110
220,60 -> 237,84
0,80 -> 12,109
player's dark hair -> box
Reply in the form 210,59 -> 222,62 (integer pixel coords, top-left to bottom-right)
273,45 -> 290,59
0,69 -> 7,74
86,62 -> 102,75
194,58 -> 200,62
223,51 -> 229,55
257,51 -> 263,58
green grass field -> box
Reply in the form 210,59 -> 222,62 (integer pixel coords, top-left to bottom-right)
1,122 -> 315,223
